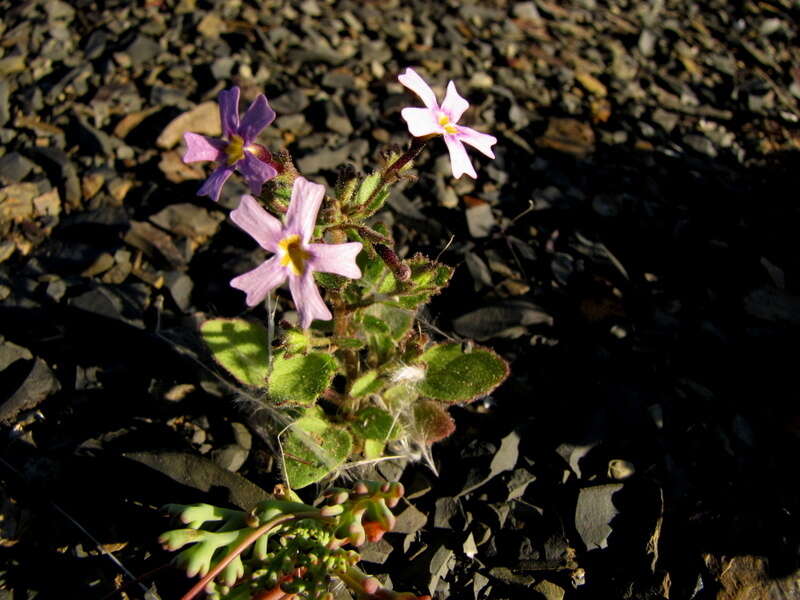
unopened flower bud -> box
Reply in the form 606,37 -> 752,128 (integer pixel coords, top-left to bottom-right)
375,244 -> 411,281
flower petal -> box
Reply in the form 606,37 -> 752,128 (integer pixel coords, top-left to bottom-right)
198,165 -> 235,202
308,242 -> 363,279
238,152 -> 278,196
182,132 -> 225,163
230,256 -> 287,307
456,125 -> 497,159
284,177 -> 325,244
443,135 -> 477,179
230,194 -> 283,252
440,81 -> 470,123
398,67 -> 439,110
237,94 -> 276,143
289,271 -> 332,329
218,87 -> 240,139
400,107 -> 443,137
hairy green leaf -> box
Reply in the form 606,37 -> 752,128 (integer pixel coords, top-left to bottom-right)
315,271 -> 348,290
284,329 -> 311,354
350,406 -> 395,440
200,318 -> 269,387
350,370 -> 382,398
268,350 -> 337,406
281,407 -> 352,489
418,343 -> 509,403
364,303 -> 413,340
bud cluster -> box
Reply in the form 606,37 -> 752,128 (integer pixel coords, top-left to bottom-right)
161,481 -> 421,600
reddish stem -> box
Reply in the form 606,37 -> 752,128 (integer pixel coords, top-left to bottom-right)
180,512 -> 320,600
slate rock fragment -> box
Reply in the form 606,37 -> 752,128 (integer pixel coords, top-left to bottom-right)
466,202 -> 495,238
125,451 -> 269,510
0,153 -> 35,183
0,338 -> 33,372
453,301 -> 553,341
157,102 -> 220,149
0,79 -> 10,127
574,483 -> 623,550
0,358 -> 60,425
393,502 -> 428,534
359,537 -> 393,564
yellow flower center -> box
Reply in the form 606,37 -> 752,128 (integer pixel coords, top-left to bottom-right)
438,114 -> 458,134
225,134 -> 246,165
278,234 -> 311,276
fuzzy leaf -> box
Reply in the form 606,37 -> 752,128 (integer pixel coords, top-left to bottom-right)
351,406 -> 395,440
413,399 -> 456,443
200,318 -> 269,387
334,337 -> 365,349
350,370 -> 382,398
383,384 -> 419,407
418,343 -> 509,403
364,303 -> 413,341
356,249 -> 390,290
281,407 -> 352,489
397,255 -> 454,309
315,271 -> 348,290
354,171 -> 392,217
362,315 -> 392,361
355,172 -> 381,207
268,350 -> 337,406
364,439 -> 385,460
284,329 -> 311,354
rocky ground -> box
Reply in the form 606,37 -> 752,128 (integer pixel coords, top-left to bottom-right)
2,0 -> 800,599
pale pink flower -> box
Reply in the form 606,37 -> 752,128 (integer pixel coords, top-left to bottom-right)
183,87 -> 278,202
230,177 -> 362,329
398,67 -> 497,179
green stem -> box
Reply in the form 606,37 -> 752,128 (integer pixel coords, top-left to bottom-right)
179,511 -> 321,600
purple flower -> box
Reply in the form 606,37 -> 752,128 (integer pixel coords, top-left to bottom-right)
230,177 -> 363,330
398,67 -> 497,179
183,87 -> 278,202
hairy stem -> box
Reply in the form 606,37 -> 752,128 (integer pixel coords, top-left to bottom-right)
328,226 -> 360,406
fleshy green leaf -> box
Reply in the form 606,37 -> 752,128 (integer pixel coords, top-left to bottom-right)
350,370 -> 382,398
268,350 -> 337,406
418,343 -> 509,403
281,407 -> 352,489
200,318 -> 269,387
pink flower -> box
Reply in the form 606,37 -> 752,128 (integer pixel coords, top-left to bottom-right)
182,87 -> 278,202
229,177 -> 362,329
398,67 -> 497,179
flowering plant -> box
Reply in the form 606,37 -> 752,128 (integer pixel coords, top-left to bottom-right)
187,73 -> 508,489
163,71 -> 509,598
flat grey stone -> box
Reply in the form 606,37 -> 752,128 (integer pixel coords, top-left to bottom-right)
575,483 -> 623,550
